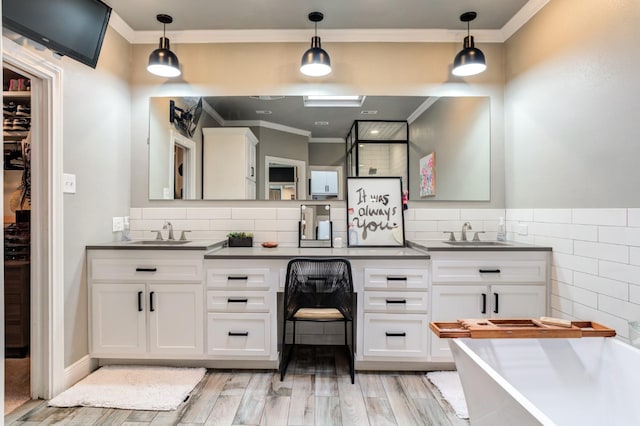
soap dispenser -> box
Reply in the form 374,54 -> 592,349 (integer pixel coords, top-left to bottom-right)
497,217 -> 506,242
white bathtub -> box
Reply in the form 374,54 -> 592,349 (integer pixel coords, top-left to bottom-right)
450,337 -> 640,426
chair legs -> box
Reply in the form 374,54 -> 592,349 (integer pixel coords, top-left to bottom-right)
281,319 -> 355,384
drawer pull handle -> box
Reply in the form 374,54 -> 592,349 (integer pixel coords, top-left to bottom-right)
386,276 -> 407,281
479,269 -> 501,274
227,298 -> 248,303
150,292 -> 155,312
385,299 -> 407,304
494,293 -> 499,314
228,276 -> 248,281
385,332 -> 407,337
136,267 -> 157,272
137,291 -> 143,312
481,293 -> 487,314
228,331 -> 249,337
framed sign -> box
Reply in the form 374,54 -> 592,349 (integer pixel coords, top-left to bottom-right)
346,177 -> 405,247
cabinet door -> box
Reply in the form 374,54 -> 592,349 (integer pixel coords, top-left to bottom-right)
91,283 -> 146,355
148,284 -> 204,355
430,285 -> 487,360
246,139 -> 256,182
490,284 -> 546,318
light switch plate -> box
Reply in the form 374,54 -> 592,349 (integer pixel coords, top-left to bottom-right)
63,173 -> 76,194
517,223 -> 529,236
112,217 -> 124,232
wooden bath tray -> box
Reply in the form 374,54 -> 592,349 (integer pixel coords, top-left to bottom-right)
430,318 -> 616,339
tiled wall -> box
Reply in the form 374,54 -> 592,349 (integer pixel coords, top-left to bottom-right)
129,206 -> 639,342
507,208 -> 640,342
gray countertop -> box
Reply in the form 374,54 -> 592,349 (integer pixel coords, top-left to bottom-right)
406,239 -> 552,252
204,246 -> 430,259
86,239 -> 226,251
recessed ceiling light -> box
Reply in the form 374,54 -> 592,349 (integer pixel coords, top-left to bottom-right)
250,96 -> 285,100
370,130 -> 379,134
256,110 -> 272,114
314,121 -> 329,126
360,110 -> 378,115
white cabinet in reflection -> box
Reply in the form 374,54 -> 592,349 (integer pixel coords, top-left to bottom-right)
310,170 -> 338,196
203,127 -> 258,199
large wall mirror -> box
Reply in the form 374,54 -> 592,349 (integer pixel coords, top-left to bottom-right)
148,95 -> 490,202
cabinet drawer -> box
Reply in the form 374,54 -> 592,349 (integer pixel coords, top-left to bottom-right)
207,268 -> 270,290
431,259 -> 546,283
207,313 -> 270,357
206,290 -> 272,312
364,268 -> 428,290
90,258 -> 202,282
363,313 -> 428,358
364,291 -> 428,313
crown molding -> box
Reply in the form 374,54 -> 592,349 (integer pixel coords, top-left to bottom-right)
501,0 -> 551,41
225,120 -> 311,137
108,1 -> 548,45
407,97 -> 439,124
309,138 -> 345,144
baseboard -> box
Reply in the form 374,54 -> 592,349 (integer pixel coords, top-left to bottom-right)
63,355 -> 98,390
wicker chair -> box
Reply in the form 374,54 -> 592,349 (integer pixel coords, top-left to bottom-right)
280,258 -> 355,383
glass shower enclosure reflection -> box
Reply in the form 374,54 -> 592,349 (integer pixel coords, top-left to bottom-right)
346,121 -> 409,194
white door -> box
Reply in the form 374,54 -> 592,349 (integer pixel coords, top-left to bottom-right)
430,285 -> 487,360
148,284 -> 204,355
91,283 -> 146,355
490,284 -> 546,318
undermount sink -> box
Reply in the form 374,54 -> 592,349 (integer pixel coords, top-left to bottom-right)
128,240 -> 191,245
443,241 -> 511,246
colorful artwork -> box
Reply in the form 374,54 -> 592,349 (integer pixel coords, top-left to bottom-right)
419,152 -> 435,197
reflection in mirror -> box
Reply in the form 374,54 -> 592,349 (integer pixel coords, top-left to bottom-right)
299,204 -> 332,248
148,96 -> 490,201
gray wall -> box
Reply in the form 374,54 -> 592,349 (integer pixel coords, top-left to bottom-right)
409,97 -> 491,200
309,143 -> 345,167
505,0 -> 640,207
3,27 -> 133,367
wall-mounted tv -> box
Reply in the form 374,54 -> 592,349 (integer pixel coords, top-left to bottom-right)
3,0 -> 112,69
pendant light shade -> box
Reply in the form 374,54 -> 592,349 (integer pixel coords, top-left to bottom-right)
147,14 -> 181,78
452,12 -> 486,77
300,12 -> 331,77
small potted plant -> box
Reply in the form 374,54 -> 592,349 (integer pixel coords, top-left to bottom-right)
227,232 -> 253,247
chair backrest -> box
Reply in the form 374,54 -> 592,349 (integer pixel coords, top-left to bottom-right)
284,258 -> 354,321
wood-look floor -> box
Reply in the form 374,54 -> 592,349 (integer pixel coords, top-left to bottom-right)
5,346 -> 469,426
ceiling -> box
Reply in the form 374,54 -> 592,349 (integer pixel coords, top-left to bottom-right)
104,0 -> 530,33
202,96 -> 430,140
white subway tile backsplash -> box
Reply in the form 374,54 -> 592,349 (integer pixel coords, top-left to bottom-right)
550,295 -> 573,316
531,236 -> 573,254
129,219 -> 165,231
572,208 -> 627,226
599,260 -> 640,286
628,209 -> 640,227
129,208 -> 142,220
552,252 -> 598,275
231,208 -> 277,220
599,226 -> 640,247
554,282 -> 597,308
505,209 -> 533,222
276,208 -> 300,220
573,272 -> 628,300
533,209 -> 572,224
208,219 -> 255,232
630,247 -> 640,266
597,295 -> 640,321
186,208 -> 232,220
460,209 -> 504,220
414,209 -> 460,221
142,208 -> 187,220
630,285 -> 640,305
574,241 -> 629,263
551,266 -> 574,285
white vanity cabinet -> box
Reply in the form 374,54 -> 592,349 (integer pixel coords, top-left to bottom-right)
429,251 -> 548,360
358,261 -> 430,362
202,127 -> 258,199
88,250 -> 204,358
204,259 -> 279,360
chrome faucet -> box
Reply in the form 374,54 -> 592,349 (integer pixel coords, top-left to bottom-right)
163,221 -> 175,240
461,222 -> 472,241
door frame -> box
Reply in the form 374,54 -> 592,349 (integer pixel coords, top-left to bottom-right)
3,36 -> 65,399
264,156 -> 306,200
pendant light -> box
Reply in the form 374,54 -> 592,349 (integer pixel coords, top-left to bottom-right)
452,12 -> 487,77
147,14 -> 181,78
300,12 -> 332,77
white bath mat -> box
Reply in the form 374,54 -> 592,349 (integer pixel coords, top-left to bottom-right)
426,371 -> 469,419
48,365 -> 206,411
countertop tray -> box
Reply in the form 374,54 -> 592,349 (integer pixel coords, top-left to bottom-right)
429,318 -> 616,339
